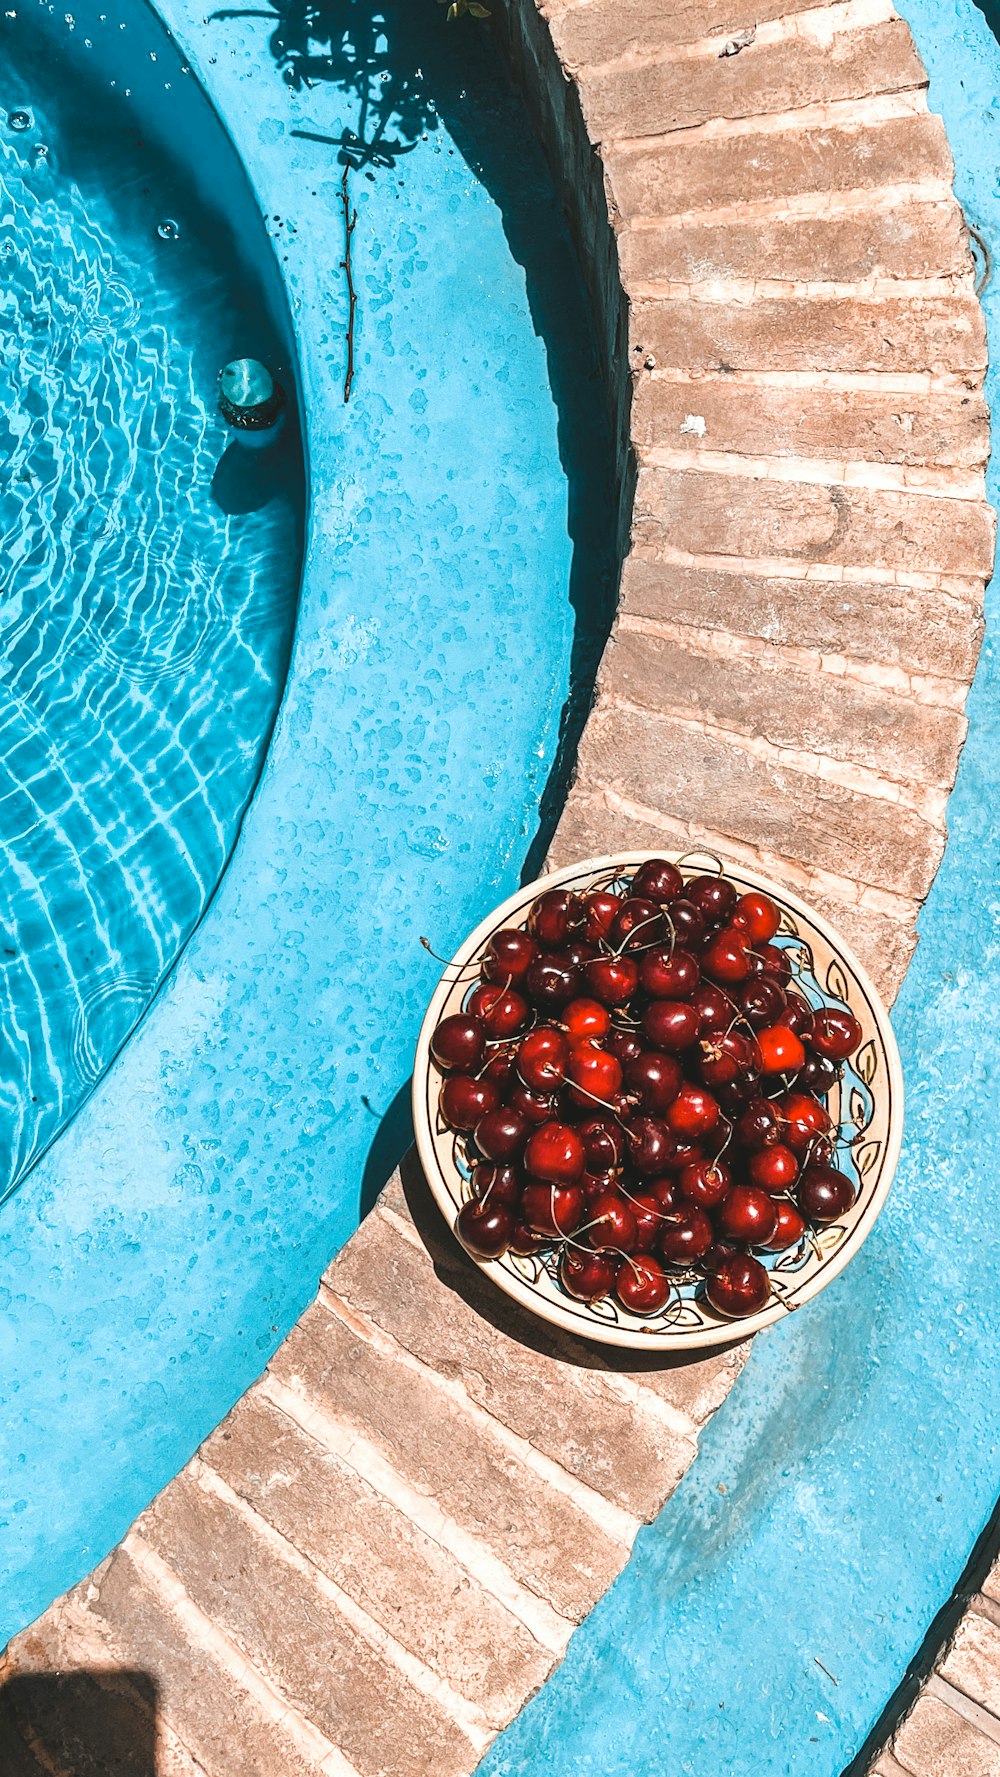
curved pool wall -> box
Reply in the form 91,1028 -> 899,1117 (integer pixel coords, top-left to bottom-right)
0,0 -> 616,1642
476,9 -> 1000,1774
0,0 -> 304,1206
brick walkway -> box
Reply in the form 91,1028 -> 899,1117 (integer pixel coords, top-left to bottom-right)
1,0 -> 993,1770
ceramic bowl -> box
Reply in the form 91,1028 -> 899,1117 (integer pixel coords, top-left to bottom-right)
412,851 -> 904,1351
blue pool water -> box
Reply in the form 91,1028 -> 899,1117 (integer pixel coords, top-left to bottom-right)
0,0 -> 615,1639
478,4 -> 1000,1772
0,14 -> 302,1203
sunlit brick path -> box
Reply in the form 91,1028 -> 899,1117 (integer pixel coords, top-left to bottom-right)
1,0 -> 994,1769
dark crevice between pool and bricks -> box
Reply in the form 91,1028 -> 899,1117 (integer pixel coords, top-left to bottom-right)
474,5 -> 1000,1774
0,0 -> 619,1647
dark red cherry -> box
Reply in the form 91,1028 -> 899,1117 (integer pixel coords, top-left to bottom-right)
610,896 -> 663,952
702,927 -> 752,985
667,898 -> 707,950
775,1091 -> 832,1155
580,890 -> 620,945
733,890 -> 781,944
757,1024 -> 806,1076
706,1253 -> 770,1317
582,955 -> 639,1006
509,1081 -> 559,1126
566,1041 -> 623,1108
749,1144 -> 798,1194
697,1029 -> 761,1091
527,889 -> 583,948
562,997 -> 611,1041
717,1186 -> 778,1246
631,858 -> 684,904
616,1253 -> 671,1314
517,1027 -> 569,1091
510,1220 -> 546,1256
739,977 -> 787,1030
606,1026 -> 643,1067
525,952 -> 578,1008
677,1159 -> 731,1211
624,1116 -> 674,1176
763,1199 -> 807,1251
753,943 -> 793,986
641,1000 -> 700,1053
482,1048 -> 516,1087
647,1175 -> 681,1211
440,1074 -> 501,1132
523,1120 -> 585,1184
627,1190 -> 669,1251
666,1084 -> 719,1140
586,1191 -> 638,1254
811,1006 -> 863,1062
561,1246 -> 616,1302
474,1106 -> 530,1163
715,1077 -> 757,1117
780,992 -> 815,1039
481,928 -> 537,985
576,1115 -> 625,1173
660,1206 -> 714,1264
624,1050 -> 682,1114
799,1052 -> 840,1094
456,1198 -> 514,1260
798,1164 -> 856,1222
639,945 -> 700,1000
521,1180 -> 586,1238
431,1014 -> 486,1073
735,1098 -> 782,1151
563,939 -> 598,971
690,981 -> 734,1036
686,873 -> 739,925
470,1162 -> 520,1206
702,1238 -> 739,1275
466,982 -> 529,1038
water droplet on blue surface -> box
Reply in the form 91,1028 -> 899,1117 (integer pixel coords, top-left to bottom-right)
156,217 -> 178,240
7,107 -> 32,130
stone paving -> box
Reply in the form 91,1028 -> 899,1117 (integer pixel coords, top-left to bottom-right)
1,0 -> 995,1770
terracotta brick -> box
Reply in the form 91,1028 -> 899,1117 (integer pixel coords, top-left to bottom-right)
271,1298 -> 629,1621
548,0 -> 819,70
606,112 -> 954,219
602,623 -> 966,785
81,1548 -> 324,1777
618,558 -> 984,684
631,380 -> 989,472
633,465 -> 995,578
941,1614 -> 1000,1722
579,21 -> 926,142
547,787 -> 917,1002
139,1474 -> 476,1777
204,1390 -> 549,1723
983,1560 -> 1000,1607
893,1693 -> 1000,1777
631,293 -> 988,378
572,700 -> 944,898
620,200 -> 970,286
327,1197 -> 696,1520
0,1701 -> 48,1777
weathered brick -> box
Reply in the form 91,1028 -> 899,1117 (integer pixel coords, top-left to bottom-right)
603,623 -> 966,786
618,558 -> 984,683
620,200 -> 970,286
547,787 -> 917,1002
572,700 -> 944,898
139,1475 -> 476,1777
327,1198 -> 695,1520
631,380 -> 989,472
580,21 -> 926,142
271,1299 -> 629,1621
0,1667 -> 161,1777
940,1614 -> 1000,1722
205,1390 -> 549,1723
606,112 -> 954,219
633,465 -> 995,578
893,1693 -> 1000,1777
983,1560 -> 1000,1607
631,293 -> 988,378
547,0 -> 819,70
82,1548 -> 323,1777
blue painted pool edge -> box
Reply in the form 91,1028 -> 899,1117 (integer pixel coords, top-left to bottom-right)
476,6 -> 1000,1774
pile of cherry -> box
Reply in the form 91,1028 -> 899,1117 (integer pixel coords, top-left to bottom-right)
429,859 -> 864,1321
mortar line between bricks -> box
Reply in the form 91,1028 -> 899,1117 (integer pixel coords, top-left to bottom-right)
600,692 -> 952,815
316,1285 -> 642,1549
623,178 -> 955,230
370,1203 -> 704,1441
121,1532 -> 367,1777
257,1372 -> 574,1656
634,445 -> 984,501
616,609 -> 972,710
573,0 -> 897,80
64,1631 -> 213,1777
627,543 -> 988,597
644,367 -> 981,394
188,1458 -> 494,1749
603,81 -> 930,153
631,274 -> 966,301
590,786 -> 925,919
971,1592 -> 1000,1632
925,1672 -> 1000,1746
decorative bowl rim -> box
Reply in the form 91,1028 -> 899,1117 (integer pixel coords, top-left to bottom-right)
412,850 -> 905,1351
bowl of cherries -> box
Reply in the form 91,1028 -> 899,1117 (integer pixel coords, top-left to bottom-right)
412,852 -> 903,1350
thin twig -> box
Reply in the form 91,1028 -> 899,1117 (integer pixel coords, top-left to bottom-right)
340,164 -> 358,402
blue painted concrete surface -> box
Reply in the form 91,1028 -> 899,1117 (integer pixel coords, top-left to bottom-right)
0,1 -> 615,1642
478,5 -> 1000,1774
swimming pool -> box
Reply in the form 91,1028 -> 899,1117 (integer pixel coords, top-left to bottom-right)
0,0 -> 616,1644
